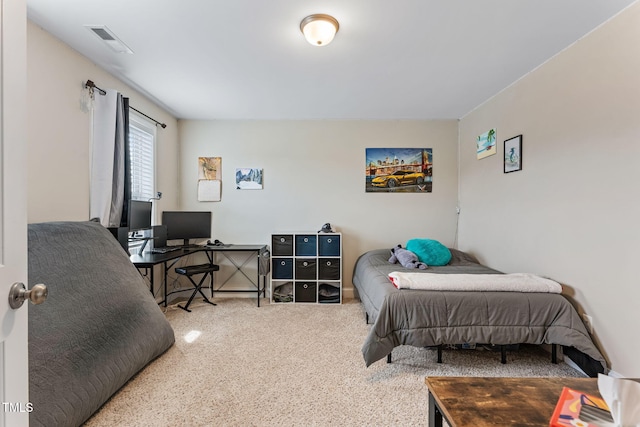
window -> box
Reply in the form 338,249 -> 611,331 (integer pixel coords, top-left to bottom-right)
129,113 -> 156,201
128,113 -> 156,252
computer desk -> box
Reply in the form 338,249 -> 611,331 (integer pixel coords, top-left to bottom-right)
130,246 -> 212,307
130,244 -> 269,307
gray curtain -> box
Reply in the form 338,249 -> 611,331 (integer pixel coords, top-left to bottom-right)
111,94 -> 130,227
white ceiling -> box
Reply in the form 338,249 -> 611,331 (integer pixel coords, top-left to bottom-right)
27,0 -> 636,120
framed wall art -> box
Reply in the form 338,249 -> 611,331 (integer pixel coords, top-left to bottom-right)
477,128 -> 497,159
503,135 -> 522,173
365,148 -> 432,193
198,156 -> 222,201
236,168 -> 263,190
198,157 -> 221,180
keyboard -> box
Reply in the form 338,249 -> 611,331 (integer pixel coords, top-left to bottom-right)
150,247 -> 180,254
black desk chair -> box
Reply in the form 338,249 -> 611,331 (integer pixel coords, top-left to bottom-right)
175,263 -> 219,312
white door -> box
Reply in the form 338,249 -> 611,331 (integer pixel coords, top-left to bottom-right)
0,0 -> 30,426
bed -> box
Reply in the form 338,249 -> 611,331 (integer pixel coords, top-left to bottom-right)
28,221 -> 176,427
352,248 -> 607,375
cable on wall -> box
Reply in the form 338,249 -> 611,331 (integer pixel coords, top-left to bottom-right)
84,79 -> 167,128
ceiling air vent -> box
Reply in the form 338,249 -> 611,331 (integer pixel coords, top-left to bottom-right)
85,25 -> 133,54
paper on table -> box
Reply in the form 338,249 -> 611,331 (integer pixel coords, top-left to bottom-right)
198,179 -> 221,202
598,374 -> 640,426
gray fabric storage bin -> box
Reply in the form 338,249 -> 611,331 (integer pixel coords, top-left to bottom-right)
318,258 -> 340,280
272,234 -> 293,256
295,282 -> 317,302
295,258 -> 317,280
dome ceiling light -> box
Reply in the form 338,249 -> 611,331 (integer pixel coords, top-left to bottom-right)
300,14 -> 339,46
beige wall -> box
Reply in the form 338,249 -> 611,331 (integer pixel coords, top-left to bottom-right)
26,19 -> 459,299
178,120 -> 459,297
458,3 -> 640,377
27,22 -> 180,224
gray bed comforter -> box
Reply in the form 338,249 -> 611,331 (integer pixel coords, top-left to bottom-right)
28,221 -> 175,427
352,249 -> 607,371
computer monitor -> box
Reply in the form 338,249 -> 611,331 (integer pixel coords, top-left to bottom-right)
128,200 -> 152,232
161,211 -> 211,246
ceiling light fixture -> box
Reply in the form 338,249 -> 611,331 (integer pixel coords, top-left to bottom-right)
300,14 -> 339,46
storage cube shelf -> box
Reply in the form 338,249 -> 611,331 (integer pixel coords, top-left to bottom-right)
271,232 -> 342,304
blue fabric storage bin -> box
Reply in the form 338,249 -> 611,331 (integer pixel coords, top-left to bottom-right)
318,235 -> 340,256
272,258 -> 293,279
295,235 -> 317,256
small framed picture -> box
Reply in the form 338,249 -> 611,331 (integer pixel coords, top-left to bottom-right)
504,135 -> 522,173
477,128 -> 497,159
235,168 -> 263,190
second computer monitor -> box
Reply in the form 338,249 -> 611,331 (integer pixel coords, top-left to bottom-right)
128,200 -> 153,232
161,211 -> 211,246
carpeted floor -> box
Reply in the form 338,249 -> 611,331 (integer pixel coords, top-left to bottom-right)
84,298 -> 583,426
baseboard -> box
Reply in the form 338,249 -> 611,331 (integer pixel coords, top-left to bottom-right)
342,286 -> 355,300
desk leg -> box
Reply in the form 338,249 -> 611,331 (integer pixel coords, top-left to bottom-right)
260,275 -> 266,304
214,260 -> 219,299
163,261 -> 168,308
257,275 -> 267,307
209,251 -> 215,299
137,266 -> 157,301
428,391 -> 443,427
149,267 -> 154,297
256,265 -> 260,307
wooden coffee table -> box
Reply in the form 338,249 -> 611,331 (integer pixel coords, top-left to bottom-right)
425,376 -> 600,427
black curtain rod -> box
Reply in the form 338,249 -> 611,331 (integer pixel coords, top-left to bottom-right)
129,106 -> 167,129
84,80 -> 167,129
85,79 -> 106,95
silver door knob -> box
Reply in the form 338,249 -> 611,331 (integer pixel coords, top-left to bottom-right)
8,282 -> 48,309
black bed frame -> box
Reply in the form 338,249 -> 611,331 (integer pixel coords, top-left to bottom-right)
365,312 -> 558,365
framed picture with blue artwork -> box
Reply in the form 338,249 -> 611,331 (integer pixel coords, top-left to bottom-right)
504,135 -> 522,173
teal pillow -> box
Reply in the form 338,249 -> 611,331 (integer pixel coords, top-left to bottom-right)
406,239 -> 451,266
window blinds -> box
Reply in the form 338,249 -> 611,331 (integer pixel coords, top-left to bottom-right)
129,115 -> 155,201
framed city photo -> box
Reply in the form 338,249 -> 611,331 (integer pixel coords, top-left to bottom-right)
504,135 -> 522,173
365,148 -> 433,193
